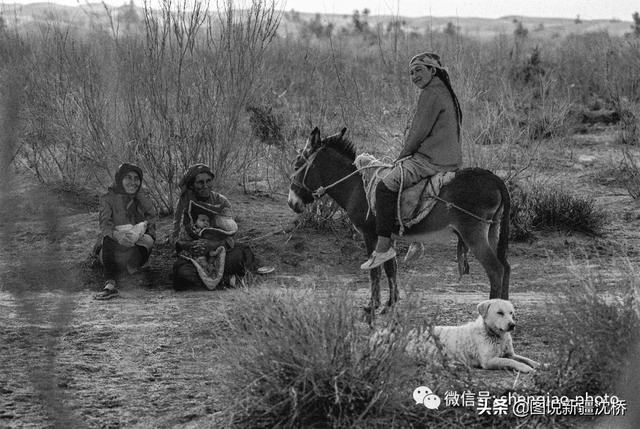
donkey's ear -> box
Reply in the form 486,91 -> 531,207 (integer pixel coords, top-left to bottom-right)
310,126 -> 322,149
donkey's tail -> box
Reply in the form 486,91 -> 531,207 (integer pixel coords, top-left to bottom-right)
495,175 -> 511,297
496,178 -> 510,262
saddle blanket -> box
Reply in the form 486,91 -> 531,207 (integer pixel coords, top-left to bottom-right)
354,154 -> 456,231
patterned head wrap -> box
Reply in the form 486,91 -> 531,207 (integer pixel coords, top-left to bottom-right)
179,164 -> 215,192
409,52 -> 445,71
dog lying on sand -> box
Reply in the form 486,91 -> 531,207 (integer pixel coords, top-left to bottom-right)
371,299 -> 540,373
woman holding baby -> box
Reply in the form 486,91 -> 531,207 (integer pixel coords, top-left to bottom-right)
171,164 -> 260,291
93,163 -> 157,300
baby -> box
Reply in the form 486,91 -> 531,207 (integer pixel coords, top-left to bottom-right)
194,213 -> 211,234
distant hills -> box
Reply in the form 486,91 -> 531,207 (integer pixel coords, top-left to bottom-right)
0,2 -> 635,39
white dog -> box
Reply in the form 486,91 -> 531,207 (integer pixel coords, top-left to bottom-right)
372,299 -> 540,373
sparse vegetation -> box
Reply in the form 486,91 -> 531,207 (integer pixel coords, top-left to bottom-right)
3,5 -> 640,428
219,279 -> 639,428
510,183 -> 607,236
621,149 -> 640,199
534,268 -> 640,397
632,12 -> 640,36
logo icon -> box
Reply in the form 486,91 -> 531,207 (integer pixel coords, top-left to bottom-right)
412,386 -> 441,410
413,386 -> 432,404
423,392 -> 441,410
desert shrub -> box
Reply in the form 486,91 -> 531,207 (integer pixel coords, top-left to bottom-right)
219,290 -> 416,428
620,149 -> 640,199
294,195 -> 353,233
243,103 -> 300,192
510,46 -> 545,86
219,289 -> 603,428
510,182 -> 607,236
615,102 -> 640,146
534,269 -> 640,398
507,181 -> 535,242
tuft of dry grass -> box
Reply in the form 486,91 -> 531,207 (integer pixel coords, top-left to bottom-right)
534,262 -> 640,399
509,182 -> 607,236
216,284 -> 638,428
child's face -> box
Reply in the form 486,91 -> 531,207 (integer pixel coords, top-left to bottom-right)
195,214 -> 210,228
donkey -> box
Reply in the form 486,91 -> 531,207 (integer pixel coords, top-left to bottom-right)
287,127 -> 510,317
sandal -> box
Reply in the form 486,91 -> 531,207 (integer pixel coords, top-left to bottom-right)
94,281 -> 119,300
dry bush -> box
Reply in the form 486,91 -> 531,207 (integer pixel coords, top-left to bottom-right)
7,0 -> 282,214
615,101 -> 640,146
5,11 -> 640,214
534,265 -> 640,399
294,196 -> 353,233
620,149 -> 640,199
218,288 -> 618,428
218,289 -> 414,428
510,182 -> 607,236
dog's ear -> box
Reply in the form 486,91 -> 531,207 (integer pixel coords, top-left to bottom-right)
477,300 -> 493,318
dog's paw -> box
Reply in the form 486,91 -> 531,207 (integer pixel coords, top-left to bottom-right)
515,362 -> 535,373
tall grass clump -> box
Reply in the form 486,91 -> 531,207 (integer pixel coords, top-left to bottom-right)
218,290 -> 417,428
621,149 -> 640,199
510,182 -> 607,236
534,265 -> 640,400
615,101 -> 640,146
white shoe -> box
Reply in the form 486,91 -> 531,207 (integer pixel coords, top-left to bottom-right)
360,248 -> 397,270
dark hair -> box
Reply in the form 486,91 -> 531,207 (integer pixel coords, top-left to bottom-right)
435,69 -> 462,137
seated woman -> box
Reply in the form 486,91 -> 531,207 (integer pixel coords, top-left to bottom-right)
171,164 -> 261,290
93,163 -> 157,300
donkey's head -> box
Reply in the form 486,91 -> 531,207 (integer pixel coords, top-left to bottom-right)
287,126 -> 347,213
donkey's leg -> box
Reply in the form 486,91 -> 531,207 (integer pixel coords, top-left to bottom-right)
455,232 -> 470,279
460,225 -> 504,299
362,232 -> 381,314
381,257 -> 399,313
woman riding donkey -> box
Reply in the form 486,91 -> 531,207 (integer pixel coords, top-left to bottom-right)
171,164 -> 264,290
360,52 -> 463,270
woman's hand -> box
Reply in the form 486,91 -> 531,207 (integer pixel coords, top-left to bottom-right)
190,239 -> 209,256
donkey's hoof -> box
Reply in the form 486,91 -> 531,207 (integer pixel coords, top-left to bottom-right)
380,302 -> 397,315
362,305 -> 379,314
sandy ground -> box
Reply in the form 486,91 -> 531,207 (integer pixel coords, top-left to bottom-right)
2,125 -> 640,427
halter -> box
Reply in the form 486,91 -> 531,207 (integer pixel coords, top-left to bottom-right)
289,147 -> 322,195
289,145 -> 378,199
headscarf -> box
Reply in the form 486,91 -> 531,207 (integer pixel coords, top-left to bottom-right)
409,52 -> 444,71
109,162 -> 144,221
409,52 -> 463,136
110,163 -> 143,195
178,164 -> 215,194
173,164 -> 216,240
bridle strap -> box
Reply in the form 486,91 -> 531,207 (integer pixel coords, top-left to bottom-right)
289,148 -> 321,193
290,146 -> 382,199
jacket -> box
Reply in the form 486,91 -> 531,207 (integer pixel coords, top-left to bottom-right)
99,190 -> 157,241
399,76 -> 462,168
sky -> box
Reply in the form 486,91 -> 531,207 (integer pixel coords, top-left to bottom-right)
1,0 -> 637,21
